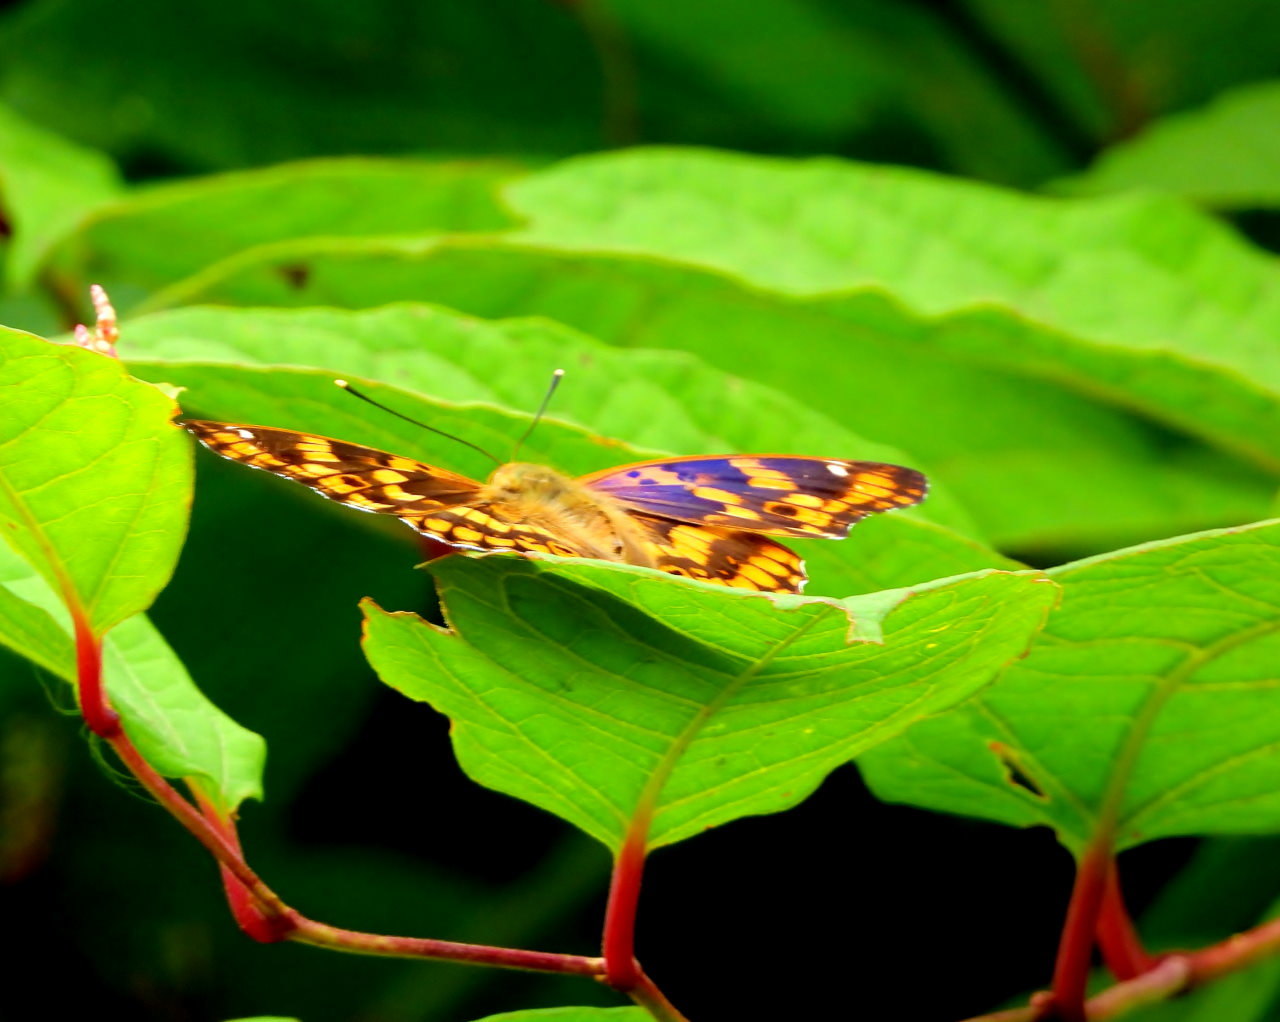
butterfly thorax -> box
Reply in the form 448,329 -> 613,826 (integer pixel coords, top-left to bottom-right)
482,462 -> 653,565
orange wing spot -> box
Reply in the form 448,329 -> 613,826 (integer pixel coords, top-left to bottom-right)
379,485 -> 420,502
671,525 -> 714,551
453,526 -> 484,544
711,504 -> 763,521
228,441 -> 262,457
424,517 -> 453,532
763,501 -> 831,528
371,469 -> 408,484
752,555 -> 793,578
295,463 -> 339,478
737,563 -> 776,588
746,475 -> 797,491
297,447 -> 341,463
691,486 -> 743,506
386,456 -> 425,472
345,493 -> 391,509
786,493 -> 825,509
725,573 -> 762,591
484,536 -> 518,547
546,541 -> 578,556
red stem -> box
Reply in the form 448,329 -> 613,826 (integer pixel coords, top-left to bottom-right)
72,616 -> 119,737
72,617 -> 604,977
603,823 -> 648,989
193,789 -> 294,943
1047,844 -> 1113,1021
1094,859 -> 1154,981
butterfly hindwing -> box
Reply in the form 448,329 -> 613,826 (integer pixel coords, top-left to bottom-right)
185,421 -> 483,517
580,455 -> 927,539
629,512 -> 807,594
403,505 -> 589,558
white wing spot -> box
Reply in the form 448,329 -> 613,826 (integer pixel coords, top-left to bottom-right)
826,463 -> 849,477
233,429 -> 254,439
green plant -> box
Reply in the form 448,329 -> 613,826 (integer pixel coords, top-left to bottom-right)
5,7 -> 1280,1018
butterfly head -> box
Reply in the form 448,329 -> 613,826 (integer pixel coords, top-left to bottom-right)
486,462 -> 577,503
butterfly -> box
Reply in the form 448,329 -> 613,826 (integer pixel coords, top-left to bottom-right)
184,420 -> 927,595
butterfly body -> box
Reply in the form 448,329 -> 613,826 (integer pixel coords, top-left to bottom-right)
463,462 -> 656,566
186,420 -> 927,595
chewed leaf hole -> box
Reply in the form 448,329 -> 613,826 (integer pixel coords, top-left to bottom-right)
989,742 -> 1048,801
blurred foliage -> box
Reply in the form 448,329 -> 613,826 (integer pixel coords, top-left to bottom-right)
3,1 -> 1280,1020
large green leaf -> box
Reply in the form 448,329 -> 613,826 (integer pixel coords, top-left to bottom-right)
468,1010 -> 646,1022
44,157 -> 519,315
0,0 -> 607,168
363,557 -> 1056,850
0,525 -> 72,679
121,303 -> 1007,597
137,150 -> 1279,553
1055,81 -> 1280,210
0,327 -> 190,634
0,103 -> 122,291
0,437 -> 263,809
859,519 -> 1280,853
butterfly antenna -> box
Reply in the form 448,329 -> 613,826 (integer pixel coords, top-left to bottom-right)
510,368 -> 564,462
334,380 -> 501,466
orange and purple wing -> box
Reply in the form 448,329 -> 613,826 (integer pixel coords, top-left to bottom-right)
394,505 -> 589,558
631,512 -> 808,594
580,455 -> 927,539
185,421 -> 483,518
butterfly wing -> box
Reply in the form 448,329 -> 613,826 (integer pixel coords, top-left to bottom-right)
393,505 -> 589,558
629,512 -> 807,594
186,420 -> 595,558
580,455 -> 927,539
185,420 -> 484,518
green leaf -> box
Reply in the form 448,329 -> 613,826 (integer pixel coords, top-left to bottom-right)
601,0 -> 1067,186
503,150 -> 1280,471
121,303 -> 1007,597
960,1 -> 1280,142
0,0 -> 607,168
1055,81 -> 1280,210
468,1010 -> 647,1022
0,103 -> 122,291
363,557 -> 1056,850
0,524 -> 73,678
0,509 -> 264,809
0,327 -> 190,634
47,157 -> 519,314
142,150 -> 1280,553
859,519 -> 1280,852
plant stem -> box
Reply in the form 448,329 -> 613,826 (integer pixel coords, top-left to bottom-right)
603,823 -> 648,989
72,616 -> 120,737
73,619 -> 606,977
1094,860 -> 1154,981
628,968 -> 691,1022
192,788 -> 294,942
1048,842 -> 1112,1021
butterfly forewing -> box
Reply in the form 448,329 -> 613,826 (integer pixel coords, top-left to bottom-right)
185,421 -> 483,517
580,455 -> 927,539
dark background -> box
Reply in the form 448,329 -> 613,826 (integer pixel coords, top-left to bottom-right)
3,1 -> 1280,1019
